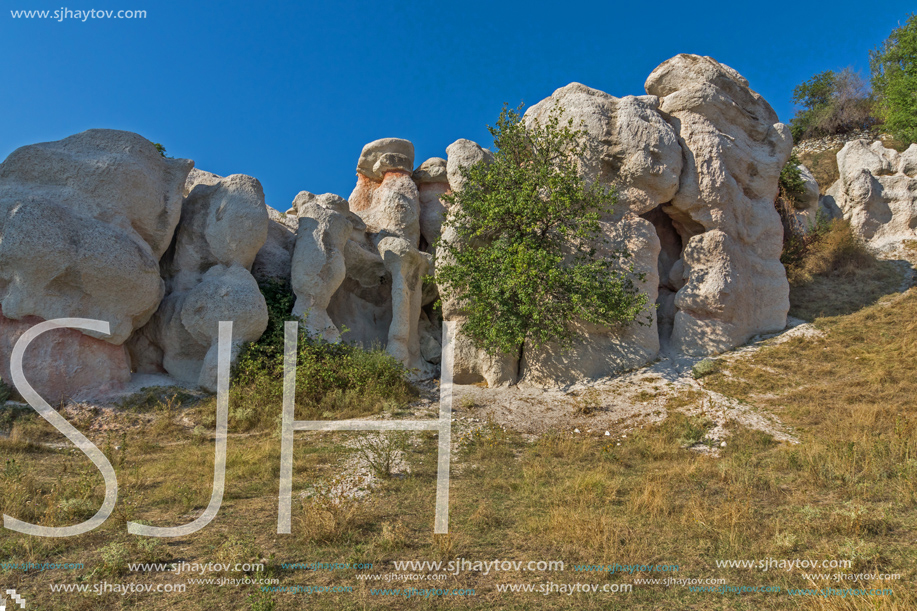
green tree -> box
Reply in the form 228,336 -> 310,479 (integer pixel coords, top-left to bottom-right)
871,14 -> 917,144
790,68 -> 876,141
435,104 -> 649,360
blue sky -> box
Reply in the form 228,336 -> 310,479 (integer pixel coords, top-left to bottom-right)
2,1 -> 914,210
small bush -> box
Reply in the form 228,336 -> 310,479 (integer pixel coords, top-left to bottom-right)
219,280 -> 416,430
778,152 -> 808,206
98,542 -> 130,576
248,591 -> 275,611
780,210 -> 833,274
354,432 -> 410,479
676,416 -> 715,447
691,358 -> 721,380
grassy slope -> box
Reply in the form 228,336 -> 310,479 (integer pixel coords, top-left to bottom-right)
2,293 -> 917,610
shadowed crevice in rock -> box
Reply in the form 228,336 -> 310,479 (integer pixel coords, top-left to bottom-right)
642,205 -> 684,349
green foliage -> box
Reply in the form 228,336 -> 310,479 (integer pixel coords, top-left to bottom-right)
675,415 -> 715,447
225,280 -> 416,430
153,142 -> 167,157
790,68 -> 877,141
871,13 -> 917,144
354,431 -> 410,479
435,104 -> 649,358
779,211 -> 834,272
691,358 -> 722,380
248,591 -> 275,611
778,152 -> 807,206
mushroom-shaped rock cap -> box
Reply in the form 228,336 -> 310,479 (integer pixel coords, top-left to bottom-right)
356,138 -> 415,180
412,157 -> 448,184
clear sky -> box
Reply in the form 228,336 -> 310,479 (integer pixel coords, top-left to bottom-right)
2,1 -> 914,210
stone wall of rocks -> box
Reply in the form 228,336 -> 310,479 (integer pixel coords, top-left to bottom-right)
0,53 -> 811,400
793,129 -> 884,156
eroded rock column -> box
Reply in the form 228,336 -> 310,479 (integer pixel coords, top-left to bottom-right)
645,54 -> 793,355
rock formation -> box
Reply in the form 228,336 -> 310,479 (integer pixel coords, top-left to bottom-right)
0,129 -> 191,401
291,199 -> 352,342
131,172 -> 269,391
442,55 -> 793,385
645,54 -> 793,356
286,139 -> 438,377
0,53 -> 801,398
821,140 -> 917,251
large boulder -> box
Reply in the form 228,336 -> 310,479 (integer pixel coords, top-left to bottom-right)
0,129 -> 192,259
830,140 -> 917,250
445,139 -> 494,193
0,129 -> 192,399
182,265 -> 268,391
131,172 -> 270,386
349,138 -> 421,246
0,310 -> 131,404
0,199 -> 165,345
524,83 -> 682,213
163,174 -> 269,293
645,54 -> 793,355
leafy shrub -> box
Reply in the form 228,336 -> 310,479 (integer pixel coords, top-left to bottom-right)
248,591 -> 275,611
676,416 -> 715,447
691,358 -> 721,380
778,152 -> 807,206
790,68 -> 877,142
871,13 -> 917,144
775,152 -> 812,241
224,280 -> 416,430
780,210 -> 833,274
436,104 -> 649,359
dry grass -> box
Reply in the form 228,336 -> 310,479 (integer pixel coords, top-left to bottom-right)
797,147 -> 842,193
786,220 -> 902,320
3,289 -> 917,609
